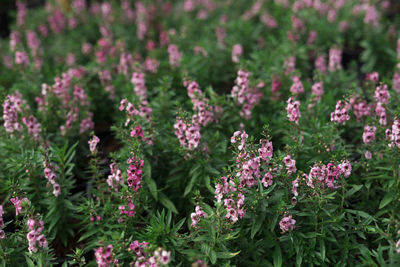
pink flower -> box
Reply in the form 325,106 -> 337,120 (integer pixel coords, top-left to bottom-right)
279,215 -> 296,233
286,97 -> 301,124
232,44 -> 243,63
374,84 -> 390,105
362,125 -> 376,144
283,155 -> 297,174
366,72 -> 379,83
190,205 -> 206,227
259,141 -> 273,161
15,51 -> 29,66
328,48 -> 342,71
283,56 -> 296,75
168,44 -> 182,67
10,197 -> 30,216
53,183 -> 61,197
262,172 -> 274,187
131,72 -> 147,101
88,135 -> 100,154
331,100 -> 350,125
315,54 -> 327,74
289,76 -> 304,94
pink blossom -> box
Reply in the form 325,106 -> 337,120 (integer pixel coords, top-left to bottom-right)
190,205 -> 206,227
374,84 -> 390,105
232,44 -> 243,63
88,135 -> 100,154
315,54 -> 327,74
329,48 -> 342,71
259,141 -> 273,161
330,100 -> 351,125
127,157 -> 144,191
279,215 -> 296,233
286,97 -> 301,124
15,51 -> 29,66
366,72 -> 379,83
94,245 -> 114,267
283,155 -> 297,175
289,76 -> 304,94
283,56 -> 296,75
362,125 -> 376,144
10,197 -> 30,216
168,44 -> 182,67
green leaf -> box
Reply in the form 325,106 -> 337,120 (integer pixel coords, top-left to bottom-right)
210,250 -> 217,264
217,251 -> 241,259
25,255 -> 35,267
78,228 -> 99,243
144,163 -> 158,201
251,213 -> 266,239
184,172 -> 198,196
320,239 -> 326,262
273,245 -> 282,267
159,193 -> 178,214
379,193 -> 394,209
345,185 -> 363,198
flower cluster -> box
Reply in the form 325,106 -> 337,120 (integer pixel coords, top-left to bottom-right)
190,205 -> 206,227
312,81 -> 324,99
168,44 -> 182,67
173,119 -> 201,150
393,65 -> 400,93
89,135 -> 100,154
214,176 -> 244,223
231,70 -> 263,119
363,125 -> 376,145
351,97 -> 371,122
26,218 -> 48,253
286,97 -> 301,124
291,178 -> 299,204
328,47 -> 342,71
231,130 -> 248,151
283,56 -> 296,75
283,155 -> 297,175
374,84 -> 390,105
305,160 -> 352,189
43,161 -> 61,197
118,199 -> 135,219
366,72 -> 379,83
144,57 -> 160,73
330,100 -> 351,124
232,44 -> 243,63
224,193 -> 245,223
131,72 -> 147,102
185,80 -> 216,126
10,197 -> 30,216
94,245 -> 116,267
22,116 -> 41,141
107,163 -> 123,191
126,157 -> 144,192
386,120 -> 400,149
375,102 -> 387,126
289,76 -> 304,95
129,241 -> 171,266
258,140 -> 273,162
2,92 -> 23,134
279,215 -> 296,233
98,70 -> 115,99
119,98 -> 152,123
315,54 -> 327,74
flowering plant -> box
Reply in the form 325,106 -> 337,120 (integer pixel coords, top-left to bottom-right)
1,0 -> 400,266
